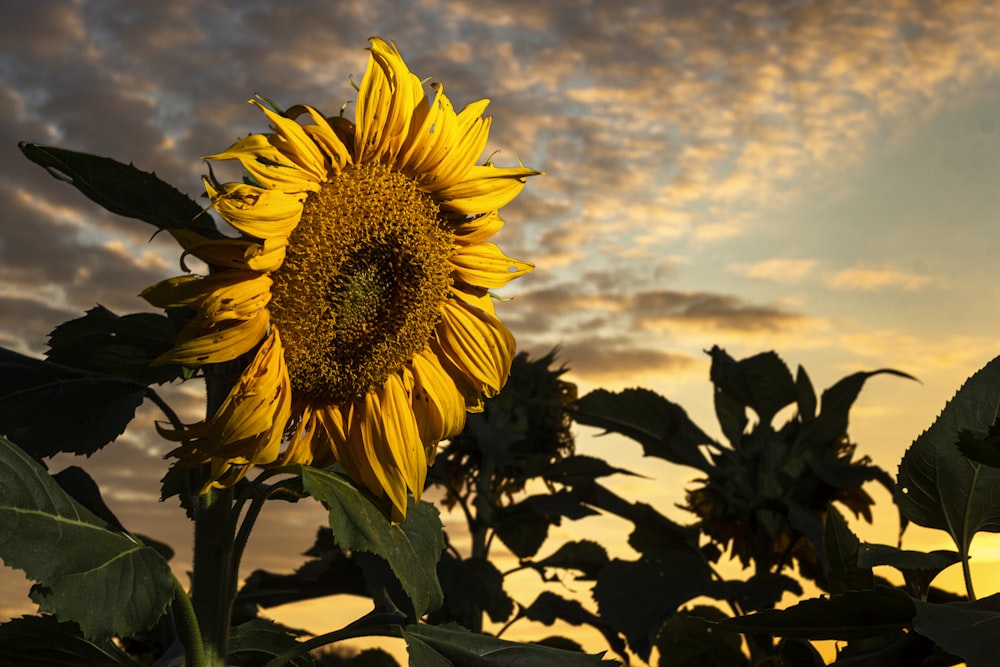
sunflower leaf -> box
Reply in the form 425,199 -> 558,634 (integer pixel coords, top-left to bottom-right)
18,142 -> 222,238
573,388 -> 715,472
297,466 -> 444,617
228,618 -> 313,667
0,615 -> 137,666
401,623 -> 618,666
46,306 -> 185,386
896,355 -> 1000,556
0,347 -> 146,459
0,436 -> 174,640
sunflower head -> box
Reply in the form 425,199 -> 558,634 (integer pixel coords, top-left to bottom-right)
145,38 -> 539,520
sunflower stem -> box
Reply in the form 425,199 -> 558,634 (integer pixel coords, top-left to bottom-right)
191,485 -> 237,667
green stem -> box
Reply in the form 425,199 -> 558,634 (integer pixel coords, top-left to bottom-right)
962,543 -> 977,601
171,576 -> 205,667
191,485 -> 237,666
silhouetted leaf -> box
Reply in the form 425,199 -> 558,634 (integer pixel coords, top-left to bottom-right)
228,618 -> 313,667
528,540 -> 609,580
297,466 -> 444,617
540,455 -> 640,485
708,347 -> 797,427
401,623 -> 617,665
896,355 -> 1000,560
795,366 -> 817,423
858,544 -> 960,599
0,348 -> 146,458
778,638 -> 825,667
654,606 -> 746,667
573,388 -> 715,472
18,142 -> 221,238
801,369 -> 917,450
435,554 -> 513,625
0,437 -> 173,640
0,615 -> 136,666
593,552 -> 718,659
46,306 -> 185,385
523,592 -> 627,660
956,420 -> 1000,468
718,588 -> 914,640
824,506 -> 873,594
912,594 -> 1000,667
495,492 -> 596,559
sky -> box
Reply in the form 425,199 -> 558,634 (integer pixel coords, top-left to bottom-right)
3,0 -> 1000,660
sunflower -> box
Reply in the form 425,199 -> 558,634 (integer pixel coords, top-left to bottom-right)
144,38 -> 538,520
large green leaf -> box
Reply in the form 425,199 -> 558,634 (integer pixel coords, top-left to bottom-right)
46,306 -> 185,386
717,588 -> 914,640
912,594 -> 1000,667
896,355 -> 1000,556
0,348 -> 146,458
401,623 -> 618,666
573,388 -> 715,472
0,615 -> 137,666
18,142 -> 222,238
297,466 -> 444,618
0,437 -> 173,640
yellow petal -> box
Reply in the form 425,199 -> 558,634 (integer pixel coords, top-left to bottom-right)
449,242 -> 534,289
207,329 -> 292,464
436,164 -> 540,215
355,37 -> 421,164
153,308 -> 268,366
249,99 -> 329,183
420,98 -> 492,192
286,104 -> 353,174
398,82 -> 458,182
352,376 -> 426,518
409,349 -> 467,443
205,133 -> 321,193
316,403 -> 381,494
451,210 -> 505,245
435,297 -> 515,396
206,180 -> 305,240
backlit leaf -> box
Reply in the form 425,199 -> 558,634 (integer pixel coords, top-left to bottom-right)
297,466 -> 444,617
18,142 -> 222,238
0,437 -> 173,640
896,355 -> 1000,558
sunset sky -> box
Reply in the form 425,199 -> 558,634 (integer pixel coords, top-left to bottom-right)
3,0 -> 1000,661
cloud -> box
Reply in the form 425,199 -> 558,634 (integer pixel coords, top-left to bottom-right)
525,337 -> 698,383
731,258 -> 818,283
825,265 -> 932,291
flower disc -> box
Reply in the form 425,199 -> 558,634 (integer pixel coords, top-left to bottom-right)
268,161 -> 453,402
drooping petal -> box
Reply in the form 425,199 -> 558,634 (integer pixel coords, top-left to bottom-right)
436,164 -> 540,215
351,375 -> 426,518
409,349 -> 467,444
434,297 -> 516,397
449,242 -> 534,289
205,180 -> 306,240
153,307 -> 269,366
249,99 -> 329,183
205,133 -> 321,193
286,104 -> 353,173
161,330 -> 292,489
450,210 -> 505,245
